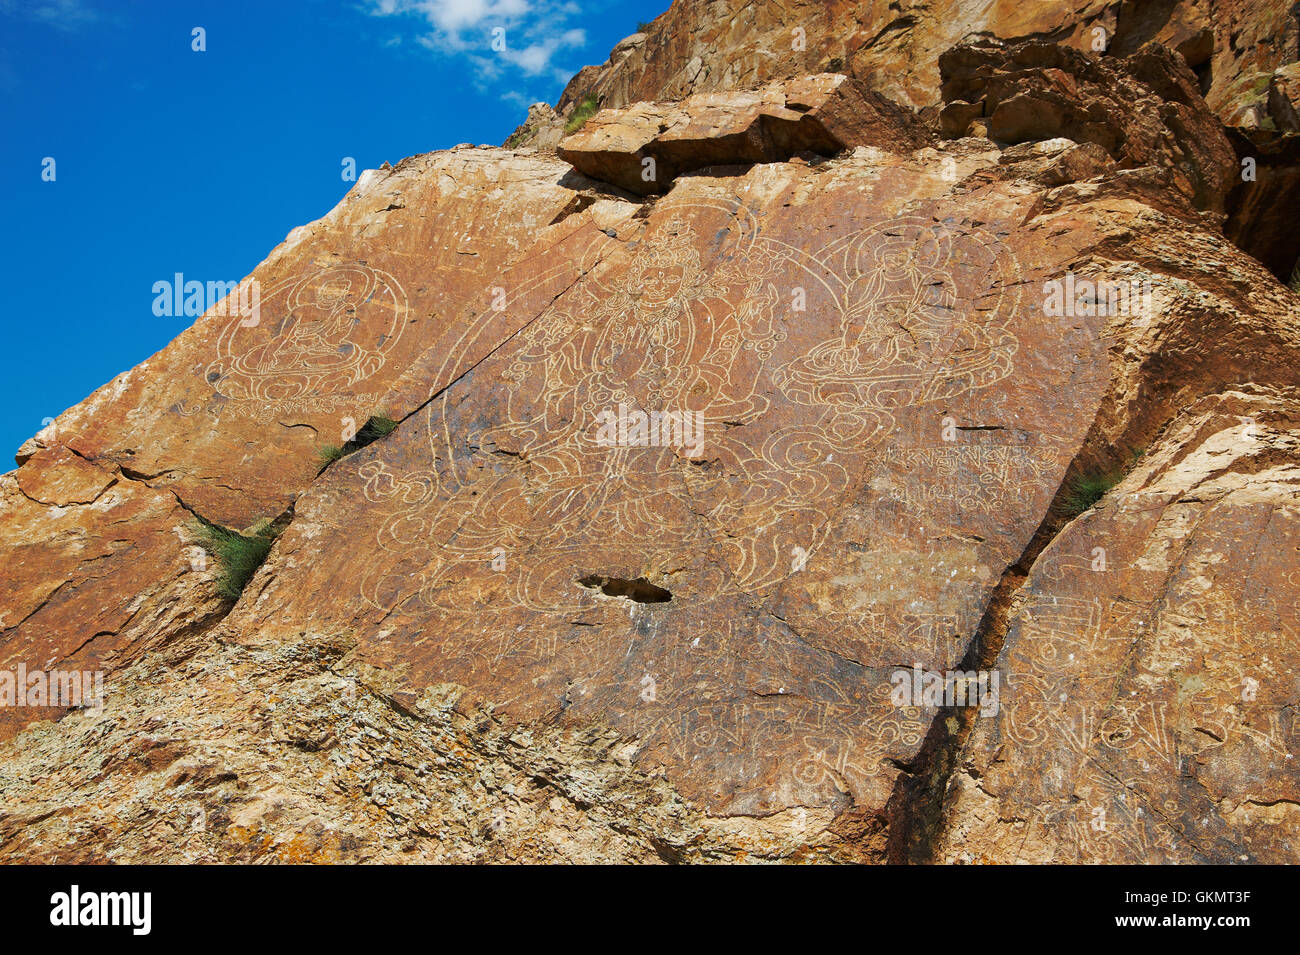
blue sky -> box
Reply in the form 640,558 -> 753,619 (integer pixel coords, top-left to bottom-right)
0,0 -> 665,460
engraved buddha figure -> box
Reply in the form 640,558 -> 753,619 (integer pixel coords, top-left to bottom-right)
260,277 -> 356,373
635,264 -> 685,308
786,221 -> 1018,409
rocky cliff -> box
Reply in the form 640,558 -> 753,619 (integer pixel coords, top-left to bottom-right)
2,1 -> 1298,863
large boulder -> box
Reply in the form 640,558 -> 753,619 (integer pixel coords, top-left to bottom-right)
558,73 -> 931,195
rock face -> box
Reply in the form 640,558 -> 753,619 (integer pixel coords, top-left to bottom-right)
2,1 -> 1299,863
938,38 -> 1237,212
557,0 -> 1298,129
934,388 -> 1300,863
1270,63 -> 1300,133
0,150 -> 630,747
506,103 -> 567,152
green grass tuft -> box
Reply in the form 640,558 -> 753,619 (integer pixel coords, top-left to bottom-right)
1289,260 -> 1300,294
356,414 -> 399,443
195,520 -> 281,601
1061,470 -> 1121,516
1060,448 -> 1145,518
564,95 -> 601,134
316,413 -> 400,472
317,444 -> 346,469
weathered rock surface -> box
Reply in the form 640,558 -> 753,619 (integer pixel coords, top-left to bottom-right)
0,628 -> 845,863
1,149 -> 639,742
556,1 -> 1298,130
3,2 -> 1300,864
1204,4 -> 1300,129
1268,62 -> 1300,134
506,103 -> 568,152
0,446 -> 225,743
224,153 -> 1082,824
939,38 -> 1237,212
934,389 -> 1300,863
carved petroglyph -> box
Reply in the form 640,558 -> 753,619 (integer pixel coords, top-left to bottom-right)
204,265 -> 407,422
365,207 -> 1025,602
1017,763 -> 1186,863
879,444 -> 1059,511
1001,587 -> 1297,760
772,216 -> 1020,412
351,202 -> 1029,805
926,475 -> 1300,862
987,573 -> 1299,860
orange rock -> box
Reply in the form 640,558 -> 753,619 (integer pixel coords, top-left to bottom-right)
559,74 -> 932,195
555,0 -> 1296,129
936,390 -> 1300,863
2,3 -> 1299,864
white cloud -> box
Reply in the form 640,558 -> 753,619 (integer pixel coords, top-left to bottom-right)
498,88 -> 537,110
422,0 -> 532,34
503,28 -> 584,76
367,0 -> 589,86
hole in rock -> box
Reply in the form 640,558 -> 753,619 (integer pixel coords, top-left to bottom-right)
577,574 -> 672,603
1193,59 -> 1212,96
